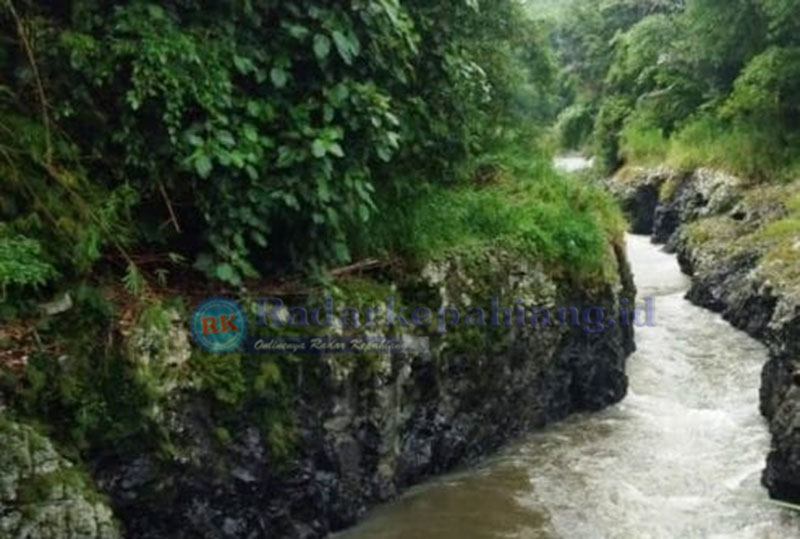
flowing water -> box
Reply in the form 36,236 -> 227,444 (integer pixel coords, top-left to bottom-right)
553,155 -> 595,173
337,234 -> 800,539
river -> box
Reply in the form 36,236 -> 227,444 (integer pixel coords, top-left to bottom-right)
337,231 -> 800,537
553,155 -> 595,173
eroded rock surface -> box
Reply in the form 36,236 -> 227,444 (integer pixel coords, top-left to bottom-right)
92,247 -> 635,538
606,165 -> 800,503
603,166 -> 671,235
0,418 -> 119,539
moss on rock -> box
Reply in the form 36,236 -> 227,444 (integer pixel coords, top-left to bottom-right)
0,418 -> 120,539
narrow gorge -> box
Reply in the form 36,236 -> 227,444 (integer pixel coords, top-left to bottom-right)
334,161 -> 800,538
5,1 -> 800,537
606,166 -> 800,505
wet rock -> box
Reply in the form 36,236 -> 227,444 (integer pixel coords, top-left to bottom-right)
605,167 -> 744,244
604,167 -> 673,234
654,168 -> 743,248
764,383 -> 800,502
605,164 -> 800,505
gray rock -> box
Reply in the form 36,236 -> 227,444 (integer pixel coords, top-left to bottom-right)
604,166 -> 674,234
605,164 -> 800,504
93,247 -> 636,538
0,418 -> 120,539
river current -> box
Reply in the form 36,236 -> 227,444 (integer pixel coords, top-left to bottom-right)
338,228 -> 800,537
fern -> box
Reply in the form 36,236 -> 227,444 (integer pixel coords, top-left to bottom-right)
0,228 -> 58,290
122,262 -> 146,297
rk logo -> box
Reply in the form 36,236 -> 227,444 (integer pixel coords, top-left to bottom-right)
191,298 -> 247,352
200,313 -> 239,335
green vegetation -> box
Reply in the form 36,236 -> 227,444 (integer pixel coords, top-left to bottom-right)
754,190 -> 800,290
678,175 -> 800,299
18,466 -> 108,508
544,0 -> 800,181
0,0 -> 631,471
190,348 -> 297,460
0,0 -> 560,292
555,103 -> 596,150
2,286 -> 164,455
356,143 -> 625,279
0,227 -> 57,292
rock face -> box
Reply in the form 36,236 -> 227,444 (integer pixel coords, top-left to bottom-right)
89,247 -> 636,538
603,167 -> 671,235
0,418 -> 120,539
606,165 -> 800,503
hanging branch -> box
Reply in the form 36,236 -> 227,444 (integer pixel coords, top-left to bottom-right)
5,0 -> 152,296
158,179 -> 182,233
6,0 -> 52,164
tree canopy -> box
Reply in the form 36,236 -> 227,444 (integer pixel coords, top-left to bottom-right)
545,0 -> 800,177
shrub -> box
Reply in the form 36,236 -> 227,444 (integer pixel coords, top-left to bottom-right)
593,96 -> 634,172
556,103 -> 595,149
721,46 -> 800,146
1,0 -> 554,287
5,285 -> 161,454
0,229 -> 57,292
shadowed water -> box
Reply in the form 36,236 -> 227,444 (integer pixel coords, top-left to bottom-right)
336,235 -> 800,539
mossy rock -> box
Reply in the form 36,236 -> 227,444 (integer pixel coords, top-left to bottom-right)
0,417 -> 120,539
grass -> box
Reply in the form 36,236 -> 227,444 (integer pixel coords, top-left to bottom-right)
620,115 -> 669,165
619,113 -> 800,183
751,191 -> 800,292
684,183 -> 800,295
666,116 -> 785,181
356,142 -> 626,283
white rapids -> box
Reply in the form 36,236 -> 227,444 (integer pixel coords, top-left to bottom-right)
338,234 -> 800,539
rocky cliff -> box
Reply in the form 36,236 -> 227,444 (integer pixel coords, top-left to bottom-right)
606,165 -> 800,502
1,245 -> 636,538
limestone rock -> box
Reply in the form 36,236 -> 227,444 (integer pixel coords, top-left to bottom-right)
0,419 -> 120,539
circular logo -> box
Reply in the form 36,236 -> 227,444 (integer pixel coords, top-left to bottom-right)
191,297 -> 247,353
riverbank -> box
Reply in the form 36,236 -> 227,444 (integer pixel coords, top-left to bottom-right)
605,165 -> 800,502
0,247 -> 636,538
338,233 -> 800,538
0,168 -> 637,538
104,249 -> 636,538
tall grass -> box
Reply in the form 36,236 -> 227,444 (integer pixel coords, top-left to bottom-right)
353,144 -> 626,281
619,112 -> 669,165
666,115 -> 787,180
619,112 -> 800,182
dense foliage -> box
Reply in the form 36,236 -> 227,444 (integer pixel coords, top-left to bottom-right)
0,0 -> 559,297
0,0 -> 636,465
542,0 -> 800,179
